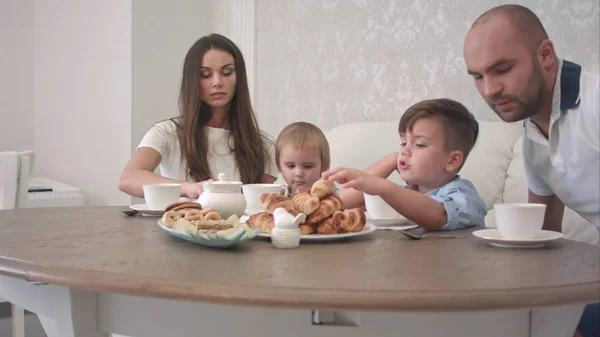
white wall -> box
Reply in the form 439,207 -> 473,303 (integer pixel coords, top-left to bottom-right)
255,0 -> 600,138
131,0 -> 212,153
0,0 -> 34,152
1,1 -> 230,206
33,0 -> 132,206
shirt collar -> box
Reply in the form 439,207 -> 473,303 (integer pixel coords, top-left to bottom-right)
559,60 -> 582,110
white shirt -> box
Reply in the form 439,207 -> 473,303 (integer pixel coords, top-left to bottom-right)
523,60 -> 600,228
137,120 -> 278,182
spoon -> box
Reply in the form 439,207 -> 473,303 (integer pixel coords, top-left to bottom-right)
399,230 -> 465,240
123,209 -> 138,217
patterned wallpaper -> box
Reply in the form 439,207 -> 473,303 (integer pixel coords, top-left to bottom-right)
255,0 -> 599,138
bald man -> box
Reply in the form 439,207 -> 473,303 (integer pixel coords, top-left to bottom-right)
464,5 -> 599,337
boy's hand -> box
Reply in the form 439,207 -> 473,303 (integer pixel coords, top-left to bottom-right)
323,167 -> 384,195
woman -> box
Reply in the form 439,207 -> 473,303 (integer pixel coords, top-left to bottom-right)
118,34 -> 277,199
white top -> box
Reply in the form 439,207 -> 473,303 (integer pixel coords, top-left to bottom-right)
523,60 -> 599,228
137,120 -> 278,182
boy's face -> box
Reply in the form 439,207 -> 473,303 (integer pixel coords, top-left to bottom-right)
397,116 -> 461,192
278,144 -> 322,192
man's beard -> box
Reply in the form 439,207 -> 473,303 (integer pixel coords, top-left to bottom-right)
488,62 -> 547,122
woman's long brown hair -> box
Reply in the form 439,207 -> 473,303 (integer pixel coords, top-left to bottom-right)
175,34 -> 272,184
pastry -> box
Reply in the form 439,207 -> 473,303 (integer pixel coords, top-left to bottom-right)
292,190 -> 320,215
316,211 -> 344,234
299,223 -> 315,234
165,201 -> 202,212
162,210 -> 182,228
189,219 -> 233,233
310,179 -> 336,199
305,193 -> 344,225
338,208 -> 366,233
261,193 -> 298,216
246,212 -> 275,233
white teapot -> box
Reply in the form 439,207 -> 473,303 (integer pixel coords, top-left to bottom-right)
198,173 -> 247,219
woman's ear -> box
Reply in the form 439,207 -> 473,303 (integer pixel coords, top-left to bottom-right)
446,150 -> 464,173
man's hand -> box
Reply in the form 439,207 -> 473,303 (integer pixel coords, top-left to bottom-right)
323,167 -> 385,195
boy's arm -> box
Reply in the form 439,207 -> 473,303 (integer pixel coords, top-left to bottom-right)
335,153 -> 399,209
528,189 -> 564,233
377,179 -> 448,230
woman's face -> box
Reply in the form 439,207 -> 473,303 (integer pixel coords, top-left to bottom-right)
199,49 -> 237,110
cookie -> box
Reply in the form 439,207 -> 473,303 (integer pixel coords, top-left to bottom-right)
165,201 -> 202,212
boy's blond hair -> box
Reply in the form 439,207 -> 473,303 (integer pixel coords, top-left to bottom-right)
275,122 -> 331,171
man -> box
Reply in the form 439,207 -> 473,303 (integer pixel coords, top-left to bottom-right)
463,5 -> 599,337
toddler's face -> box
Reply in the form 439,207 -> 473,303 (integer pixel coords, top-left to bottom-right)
278,144 -> 322,192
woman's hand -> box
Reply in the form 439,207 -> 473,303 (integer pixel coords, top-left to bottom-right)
181,179 -> 214,198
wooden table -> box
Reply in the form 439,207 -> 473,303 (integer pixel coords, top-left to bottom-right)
0,207 -> 598,337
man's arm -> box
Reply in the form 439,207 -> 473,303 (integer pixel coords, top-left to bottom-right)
528,189 -> 565,233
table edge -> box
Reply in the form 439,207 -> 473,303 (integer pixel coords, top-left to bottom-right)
1,257 -> 598,312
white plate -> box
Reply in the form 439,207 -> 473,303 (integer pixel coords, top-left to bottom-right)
472,228 -> 564,248
157,219 -> 261,248
130,198 -> 199,217
257,223 -> 376,241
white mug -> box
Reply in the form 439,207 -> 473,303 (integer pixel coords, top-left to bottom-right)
364,193 -> 401,219
142,183 -> 181,210
493,203 -> 546,240
242,184 -> 288,214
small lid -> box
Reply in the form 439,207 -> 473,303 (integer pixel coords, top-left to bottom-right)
202,173 -> 243,192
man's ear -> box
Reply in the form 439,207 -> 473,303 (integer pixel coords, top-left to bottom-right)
537,39 -> 556,70
446,150 -> 464,172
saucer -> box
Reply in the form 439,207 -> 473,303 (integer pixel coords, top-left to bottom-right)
129,204 -> 165,216
472,229 -> 563,248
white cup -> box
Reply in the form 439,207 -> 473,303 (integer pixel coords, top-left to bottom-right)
142,183 -> 181,210
493,203 -> 547,240
364,193 -> 401,219
242,184 -> 287,214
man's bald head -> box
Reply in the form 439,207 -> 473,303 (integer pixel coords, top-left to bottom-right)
471,4 -> 548,51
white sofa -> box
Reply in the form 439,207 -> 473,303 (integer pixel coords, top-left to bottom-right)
324,120 -> 599,244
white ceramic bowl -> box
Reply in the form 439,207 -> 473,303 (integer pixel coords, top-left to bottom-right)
493,203 -> 547,240
364,193 -> 401,219
242,183 -> 286,213
142,183 -> 181,210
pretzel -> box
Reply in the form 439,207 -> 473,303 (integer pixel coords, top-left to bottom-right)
184,209 -> 204,221
162,211 -> 182,228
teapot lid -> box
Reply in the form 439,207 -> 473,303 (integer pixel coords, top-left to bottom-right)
202,173 -> 242,192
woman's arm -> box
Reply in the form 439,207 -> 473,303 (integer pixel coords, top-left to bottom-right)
262,174 -> 277,184
118,147 -> 201,198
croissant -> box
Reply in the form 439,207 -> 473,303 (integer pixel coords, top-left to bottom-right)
299,223 -> 315,235
246,212 -> 275,233
306,193 -> 344,225
261,193 -> 298,216
292,191 -> 320,215
311,179 -> 336,199
338,208 -> 366,233
316,211 -> 344,234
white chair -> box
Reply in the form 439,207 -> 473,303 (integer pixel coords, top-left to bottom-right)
16,150 -> 34,208
0,150 -> 35,337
